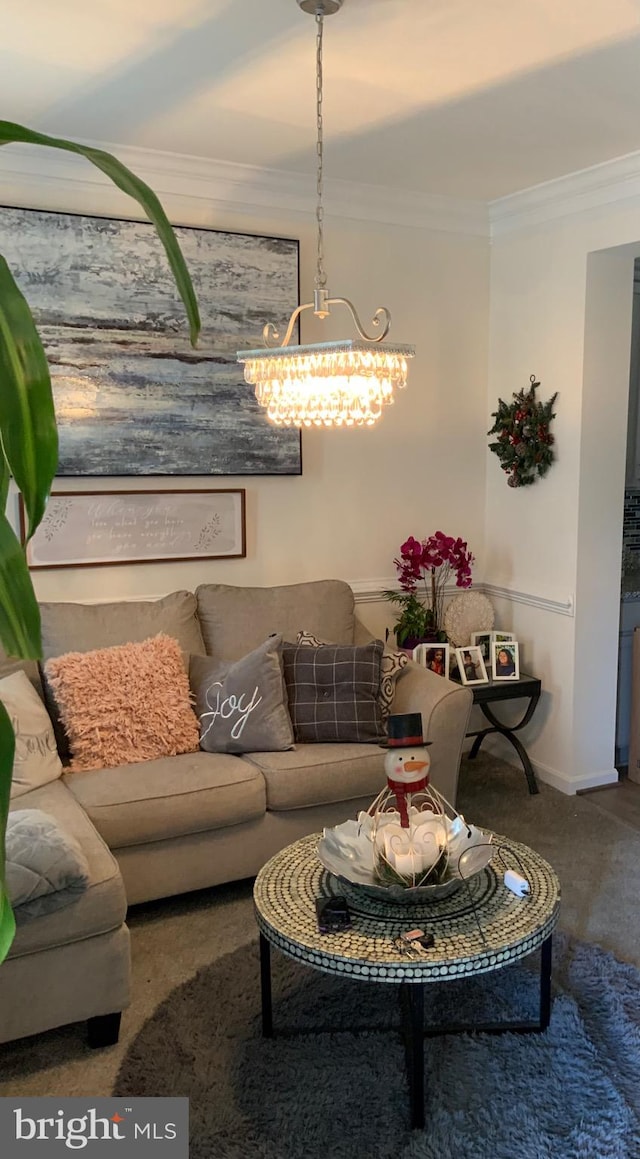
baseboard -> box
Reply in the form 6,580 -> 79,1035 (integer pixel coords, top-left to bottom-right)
532,761 -> 619,796
462,739 -> 619,796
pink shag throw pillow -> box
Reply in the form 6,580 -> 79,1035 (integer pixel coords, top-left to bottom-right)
44,634 -> 200,772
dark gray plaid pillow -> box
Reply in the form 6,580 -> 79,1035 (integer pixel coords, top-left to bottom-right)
282,640 -> 385,744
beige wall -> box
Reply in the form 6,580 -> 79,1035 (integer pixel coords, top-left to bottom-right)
3,149 -> 490,641
487,195 -> 640,791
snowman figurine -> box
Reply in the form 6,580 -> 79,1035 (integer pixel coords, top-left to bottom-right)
370,712 -> 449,887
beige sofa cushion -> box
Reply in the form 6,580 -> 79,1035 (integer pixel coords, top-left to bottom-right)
7,780 -> 126,960
63,751 -> 266,849
242,743 -> 387,811
195,580 -> 355,663
40,589 -> 206,662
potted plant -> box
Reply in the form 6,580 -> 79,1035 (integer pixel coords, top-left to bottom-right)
0,120 -> 201,963
384,532 -> 474,650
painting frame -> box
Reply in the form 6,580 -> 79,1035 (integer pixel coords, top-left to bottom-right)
20,488 -> 246,569
412,642 -> 450,679
492,630 -> 516,645
491,640 -> 520,681
455,646 -> 489,686
0,204 -> 302,478
471,630 -> 492,662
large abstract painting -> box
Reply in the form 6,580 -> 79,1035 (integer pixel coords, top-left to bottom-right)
0,207 -> 301,475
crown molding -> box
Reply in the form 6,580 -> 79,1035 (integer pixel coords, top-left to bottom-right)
490,148 -> 640,237
0,139 -> 488,237
6,131 -> 640,242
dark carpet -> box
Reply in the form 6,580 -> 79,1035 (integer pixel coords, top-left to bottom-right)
114,932 -> 640,1159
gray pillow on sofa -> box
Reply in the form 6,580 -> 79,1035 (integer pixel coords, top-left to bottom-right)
282,639 -> 385,744
190,635 -> 294,754
6,809 -> 90,921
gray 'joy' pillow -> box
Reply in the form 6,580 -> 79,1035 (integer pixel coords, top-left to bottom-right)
190,635 -> 294,755
282,639 -> 385,744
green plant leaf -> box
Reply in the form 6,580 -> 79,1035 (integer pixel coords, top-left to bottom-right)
0,511 -> 42,659
0,699 -> 16,962
0,447 -> 9,517
0,124 -> 204,967
0,255 -> 58,539
0,121 -> 201,348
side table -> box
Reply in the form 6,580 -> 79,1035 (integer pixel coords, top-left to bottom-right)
463,673 -> 542,795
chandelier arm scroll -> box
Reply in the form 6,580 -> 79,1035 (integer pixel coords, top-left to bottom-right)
262,302 -> 315,349
328,298 -> 392,342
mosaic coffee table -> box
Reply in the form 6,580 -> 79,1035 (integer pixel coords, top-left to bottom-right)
254,832 -> 561,1130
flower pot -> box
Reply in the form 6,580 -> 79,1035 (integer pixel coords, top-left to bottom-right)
397,633 -> 441,656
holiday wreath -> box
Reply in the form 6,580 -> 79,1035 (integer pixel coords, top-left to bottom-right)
488,374 -> 558,488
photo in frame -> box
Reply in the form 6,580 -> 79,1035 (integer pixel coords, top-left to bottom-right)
471,631 -> 492,662
492,630 -> 515,644
21,489 -> 246,569
491,641 -> 520,681
412,642 -> 450,679
455,646 -> 489,686
0,206 -> 301,477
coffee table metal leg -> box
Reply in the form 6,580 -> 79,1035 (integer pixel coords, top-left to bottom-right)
399,983 -> 425,1130
259,933 -> 273,1038
539,934 -> 552,1031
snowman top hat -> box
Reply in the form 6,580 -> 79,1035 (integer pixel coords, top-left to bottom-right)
386,713 -> 431,749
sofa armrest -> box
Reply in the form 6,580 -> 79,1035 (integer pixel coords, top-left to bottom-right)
391,662 -> 472,806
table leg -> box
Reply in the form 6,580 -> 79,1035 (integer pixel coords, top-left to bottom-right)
399,983 -> 425,1130
539,934 -> 552,1031
467,695 -> 540,795
259,933 -> 273,1038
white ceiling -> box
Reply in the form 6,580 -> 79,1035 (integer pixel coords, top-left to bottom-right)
6,0 -> 640,200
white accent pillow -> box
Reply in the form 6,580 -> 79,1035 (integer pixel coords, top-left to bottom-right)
0,670 -> 62,798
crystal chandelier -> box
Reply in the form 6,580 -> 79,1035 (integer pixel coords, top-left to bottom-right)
237,0 -> 415,429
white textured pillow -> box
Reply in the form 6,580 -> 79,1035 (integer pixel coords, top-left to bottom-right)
0,670 -> 62,798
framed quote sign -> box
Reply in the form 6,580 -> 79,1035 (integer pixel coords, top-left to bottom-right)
21,489 -> 246,569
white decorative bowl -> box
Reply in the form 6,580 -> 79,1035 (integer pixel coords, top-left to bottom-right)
317,813 -> 494,904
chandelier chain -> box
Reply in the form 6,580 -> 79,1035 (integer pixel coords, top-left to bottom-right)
315,14 -> 326,290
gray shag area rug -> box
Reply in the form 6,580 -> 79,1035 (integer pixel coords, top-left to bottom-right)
114,932 -> 640,1159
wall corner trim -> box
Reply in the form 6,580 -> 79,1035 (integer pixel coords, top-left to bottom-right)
350,578 -> 574,616
482,581 -> 574,617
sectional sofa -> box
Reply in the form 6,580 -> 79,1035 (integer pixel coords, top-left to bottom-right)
0,579 -> 472,1046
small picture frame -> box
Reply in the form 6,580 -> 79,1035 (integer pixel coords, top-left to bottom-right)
455,646 -> 489,685
491,641 -> 520,680
412,642 -> 450,679
471,631 -> 492,662
492,630 -> 515,644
